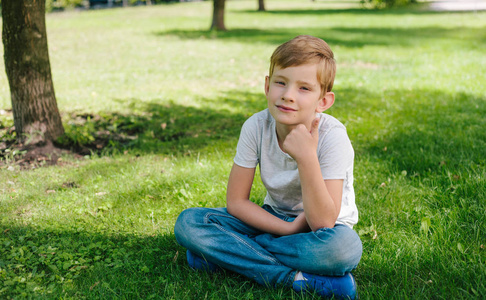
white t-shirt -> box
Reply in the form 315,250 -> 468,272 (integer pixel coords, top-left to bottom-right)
233,109 -> 358,228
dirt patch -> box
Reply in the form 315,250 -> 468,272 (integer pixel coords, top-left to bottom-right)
1,111 -> 134,170
0,140 -> 75,170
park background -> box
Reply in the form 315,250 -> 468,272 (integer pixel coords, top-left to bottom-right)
0,0 -> 485,298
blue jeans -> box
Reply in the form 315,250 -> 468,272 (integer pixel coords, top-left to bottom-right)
174,205 -> 362,287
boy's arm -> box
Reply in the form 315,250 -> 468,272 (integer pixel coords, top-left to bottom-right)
282,118 -> 342,231
226,163 -> 310,236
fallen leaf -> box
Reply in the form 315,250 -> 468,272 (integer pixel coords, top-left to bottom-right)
172,251 -> 179,263
46,190 -> 56,194
95,192 -> 107,196
90,282 -> 100,291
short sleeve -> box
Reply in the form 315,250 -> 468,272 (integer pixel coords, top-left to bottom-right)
233,116 -> 260,168
318,127 -> 354,180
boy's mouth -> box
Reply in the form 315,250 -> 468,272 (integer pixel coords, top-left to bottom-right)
276,105 -> 297,112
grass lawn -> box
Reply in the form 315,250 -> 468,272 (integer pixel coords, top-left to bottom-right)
1,0 -> 485,298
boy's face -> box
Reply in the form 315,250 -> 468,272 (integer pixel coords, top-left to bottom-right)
265,63 -> 333,130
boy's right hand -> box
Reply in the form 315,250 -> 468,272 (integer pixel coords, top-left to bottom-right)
282,117 -> 320,163
289,212 -> 311,234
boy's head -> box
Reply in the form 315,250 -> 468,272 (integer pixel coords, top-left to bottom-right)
269,35 -> 336,96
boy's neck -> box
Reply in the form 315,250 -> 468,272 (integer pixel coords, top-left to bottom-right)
275,124 -> 291,150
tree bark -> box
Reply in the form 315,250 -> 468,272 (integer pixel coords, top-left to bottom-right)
2,0 -> 64,144
211,0 -> 226,31
258,0 -> 265,11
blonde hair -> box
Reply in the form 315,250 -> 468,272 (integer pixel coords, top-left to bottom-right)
269,35 -> 336,94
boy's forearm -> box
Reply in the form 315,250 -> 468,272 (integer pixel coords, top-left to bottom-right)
227,199 -> 303,236
297,155 -> 340,230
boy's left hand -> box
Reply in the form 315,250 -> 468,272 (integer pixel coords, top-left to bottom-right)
282,117 -> 320,162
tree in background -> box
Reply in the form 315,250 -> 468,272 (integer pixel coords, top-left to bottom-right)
211,0 -> 226,31
2,0 -> 64,145
258,0 -> 265,11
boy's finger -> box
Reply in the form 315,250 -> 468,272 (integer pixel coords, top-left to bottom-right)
310,117 -> 320,137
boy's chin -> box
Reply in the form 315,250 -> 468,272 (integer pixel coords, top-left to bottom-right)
272,114 -> 314,127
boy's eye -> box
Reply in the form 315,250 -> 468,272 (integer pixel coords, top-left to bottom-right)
301,86 -> 310,91
275,81 -> 285,85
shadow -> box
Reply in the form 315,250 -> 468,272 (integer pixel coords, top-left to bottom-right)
327,86 -> 486,176
56,85 -> 486,178
160,25 -> 486,49
56,90 -> 267,156
0,224 -> 200,298
0,223 -> 286,298
235,3 -> 481,15
353,89 -> 486,175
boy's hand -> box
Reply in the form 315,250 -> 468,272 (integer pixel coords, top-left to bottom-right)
282,117 -> 320,162
288,212 -> 311,234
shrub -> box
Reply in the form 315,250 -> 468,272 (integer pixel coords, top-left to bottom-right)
46,0 -> 85,11
361,0 -> 417,9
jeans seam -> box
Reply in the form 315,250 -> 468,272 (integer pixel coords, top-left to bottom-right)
204,212 -> 283,266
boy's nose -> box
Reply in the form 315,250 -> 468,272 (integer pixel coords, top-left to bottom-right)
282,88 -> 296,102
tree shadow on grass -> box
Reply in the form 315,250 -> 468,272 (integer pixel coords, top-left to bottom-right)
160,25 -> 485,49
55,90 -> 267,156
349,89 -> 486,175
237,5 -> 482,16
331,85 -> 486,220
0,223 -> 287,298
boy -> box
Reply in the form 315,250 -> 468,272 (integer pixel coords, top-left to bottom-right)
174,35 -> 362,299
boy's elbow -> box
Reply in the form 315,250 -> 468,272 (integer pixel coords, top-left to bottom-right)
308,215 -> 338,231
226,198 -> 241,217
310,221 -> 335,231
226,203 -> 235,216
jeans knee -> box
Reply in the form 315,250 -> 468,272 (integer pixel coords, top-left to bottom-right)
324,240 -> 362,274
174,207 -> 200,246
305,227 -> 363,275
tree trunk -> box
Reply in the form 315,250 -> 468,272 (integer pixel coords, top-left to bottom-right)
210,0 -> 226,31
2,0 -> 64,144
258,0 -> 265,11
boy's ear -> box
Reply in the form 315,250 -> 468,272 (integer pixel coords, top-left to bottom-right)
316,92 -> 335,113
264,76 -> 270,97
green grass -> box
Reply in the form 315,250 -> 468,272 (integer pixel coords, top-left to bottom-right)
1,0 -> 485,298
